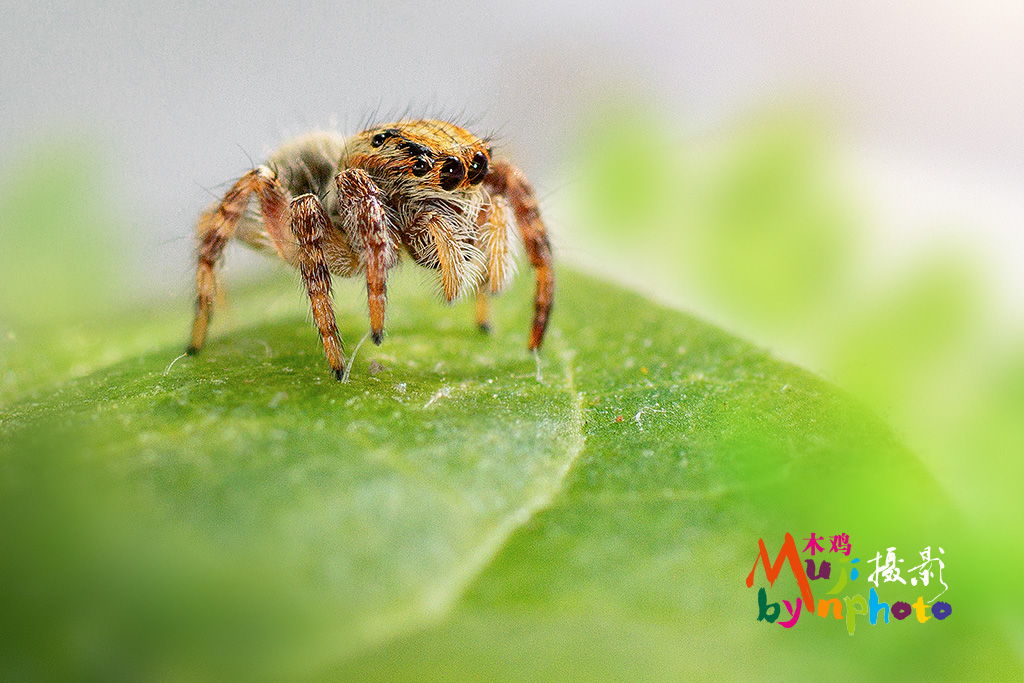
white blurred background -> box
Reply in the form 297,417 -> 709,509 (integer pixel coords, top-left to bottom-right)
1,0 -> 1021,302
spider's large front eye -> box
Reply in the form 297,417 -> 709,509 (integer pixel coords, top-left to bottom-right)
439,157 -> 465,191
467,152 -> 488,185
411,157 -> 432,176
371,133 -> 386,147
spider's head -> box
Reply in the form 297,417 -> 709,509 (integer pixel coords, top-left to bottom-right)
344,120 -> 491,201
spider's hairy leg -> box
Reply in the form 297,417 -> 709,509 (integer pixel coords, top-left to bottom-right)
484,161 -> 555,350
188,166 -> 289,354
336,169 -> 397,346
475,288 -> 492,334
291,194 -> 346,380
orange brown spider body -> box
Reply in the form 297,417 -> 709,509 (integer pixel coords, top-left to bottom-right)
186,119 -> 554,380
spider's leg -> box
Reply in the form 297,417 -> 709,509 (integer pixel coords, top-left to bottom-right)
337,169 -> 398,346
484,161 -> 555,350
475,288 -> 492,334
290,194 -> 346,380
188,166 -> 289,354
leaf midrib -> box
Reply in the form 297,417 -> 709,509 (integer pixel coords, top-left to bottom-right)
325,336 -> 586,663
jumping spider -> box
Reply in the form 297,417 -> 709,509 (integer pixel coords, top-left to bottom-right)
186,119 -> 554,380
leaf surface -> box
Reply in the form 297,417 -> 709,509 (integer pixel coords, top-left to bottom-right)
0,268 -> 1015,681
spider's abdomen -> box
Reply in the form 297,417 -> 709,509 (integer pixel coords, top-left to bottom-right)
267,132 -> 346,199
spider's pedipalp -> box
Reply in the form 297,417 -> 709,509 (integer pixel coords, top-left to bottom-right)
478,195 -> 517,295
411,210 -> 484,303
426,215 -> 465,302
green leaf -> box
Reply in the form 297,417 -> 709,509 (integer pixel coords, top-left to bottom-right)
0,268 -> 1017,682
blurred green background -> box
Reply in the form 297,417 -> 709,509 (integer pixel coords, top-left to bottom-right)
564,97 -> 1024,536
2,2 -> 1022,681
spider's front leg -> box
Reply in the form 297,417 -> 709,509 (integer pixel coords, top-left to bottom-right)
336,169 -> 398,346
290,194 -> 346,380
484,162 -> 555,350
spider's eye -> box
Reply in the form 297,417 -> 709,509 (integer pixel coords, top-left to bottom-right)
411,157 -> 432,176
371,133 -> 386,147
439,157 -> 466,191
467,151 -> 489,185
